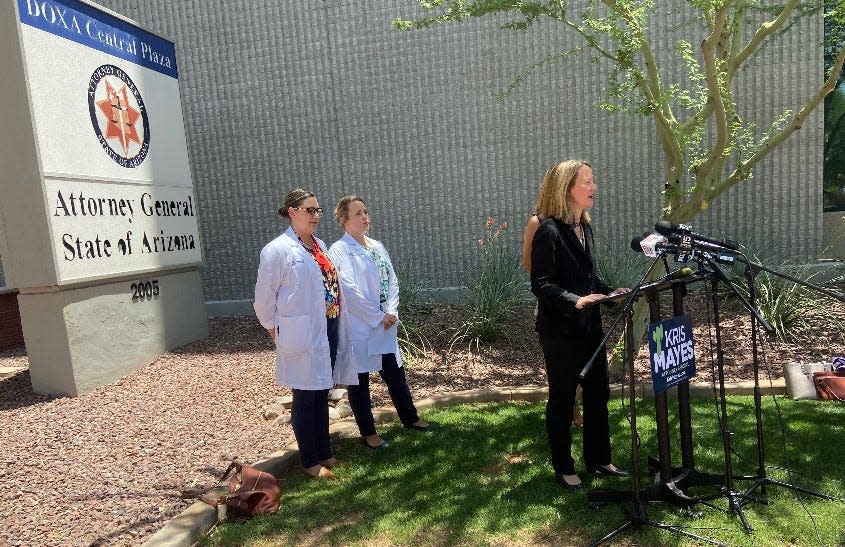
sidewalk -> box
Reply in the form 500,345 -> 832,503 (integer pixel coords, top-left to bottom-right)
144,380 -> 786,547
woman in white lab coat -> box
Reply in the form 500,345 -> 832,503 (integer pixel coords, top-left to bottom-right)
329,195 -> 432,450
254,188 -> 358,478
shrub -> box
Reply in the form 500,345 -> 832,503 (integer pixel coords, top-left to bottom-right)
730,259 -> 844,343
451,217 -> 527,352
393,260 -> 433,363
394,260 -> 432,314
593,234 -> 647,290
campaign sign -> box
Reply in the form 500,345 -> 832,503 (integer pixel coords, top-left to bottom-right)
648,314 -> 696,395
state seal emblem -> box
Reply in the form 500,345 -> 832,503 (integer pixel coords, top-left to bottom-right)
87,64 -> 150,168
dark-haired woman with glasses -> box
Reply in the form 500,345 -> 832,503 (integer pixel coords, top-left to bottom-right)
254,188 -> 358,479
328,195 -> 432,451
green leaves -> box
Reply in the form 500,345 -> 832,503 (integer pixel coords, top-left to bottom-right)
394,0 -> 845,226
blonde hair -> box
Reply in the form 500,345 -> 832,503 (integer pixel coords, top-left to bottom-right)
278,188 -> 315,218
535,160 -> 592,224
334,195 -> 366,226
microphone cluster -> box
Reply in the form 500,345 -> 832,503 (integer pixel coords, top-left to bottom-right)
631,222 -> 741,265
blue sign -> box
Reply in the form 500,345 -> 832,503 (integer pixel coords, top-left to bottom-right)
17,0 -> 178,78
648,314 -> 696,395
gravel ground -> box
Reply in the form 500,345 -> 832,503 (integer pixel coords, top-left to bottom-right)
0,293 -> 843,546
0,314 -> 550,547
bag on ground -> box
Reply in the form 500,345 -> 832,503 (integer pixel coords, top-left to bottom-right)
189,461 -> 281,521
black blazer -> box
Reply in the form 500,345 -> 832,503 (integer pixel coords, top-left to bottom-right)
530,217 -> 611,338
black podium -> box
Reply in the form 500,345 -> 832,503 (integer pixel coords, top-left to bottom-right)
584,248 -> 844,545
583,265 -> 727,547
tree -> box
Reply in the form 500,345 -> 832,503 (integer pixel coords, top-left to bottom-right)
395,1 -> 845,224
394,1 -> 845,372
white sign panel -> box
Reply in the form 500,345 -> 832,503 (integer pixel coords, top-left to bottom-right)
45,180 -> 201,282
15,0 -> 201,282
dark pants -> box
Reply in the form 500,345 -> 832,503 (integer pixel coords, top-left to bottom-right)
291,316 -> 339,468
539,333 -> 611,475
347,353 -> 420,436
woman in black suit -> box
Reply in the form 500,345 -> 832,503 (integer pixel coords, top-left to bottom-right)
530,160 -> 629,490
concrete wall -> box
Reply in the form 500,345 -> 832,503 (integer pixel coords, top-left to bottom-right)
65,1 -> 829,307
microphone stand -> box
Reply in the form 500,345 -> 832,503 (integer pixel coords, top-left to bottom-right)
692,251 -> 764,533
584,252 -> 724,547
731,255 -> 842,505
579,252 -> 663,381
586,262 -> 725,547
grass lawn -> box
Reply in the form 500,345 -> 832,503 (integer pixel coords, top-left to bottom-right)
201,396 -> 845,546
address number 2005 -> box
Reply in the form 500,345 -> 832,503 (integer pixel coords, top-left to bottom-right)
131,280 -> 160,300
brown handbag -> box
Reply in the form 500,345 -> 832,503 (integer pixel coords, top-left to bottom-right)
813,371 -> 845,402
192,461 -> 281,521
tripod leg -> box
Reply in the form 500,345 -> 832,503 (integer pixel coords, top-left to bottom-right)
756,478 -> 841,501
728,493 -> 754,534
643,518 -> 728,546
586,520 -> 635,547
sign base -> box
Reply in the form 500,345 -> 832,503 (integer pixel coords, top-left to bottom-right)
19,268 -> 208,396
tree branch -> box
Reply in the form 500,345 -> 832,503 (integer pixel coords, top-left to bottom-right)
730,0 -> 799,76
711,43 -> 845,201
692,8 -> 729,191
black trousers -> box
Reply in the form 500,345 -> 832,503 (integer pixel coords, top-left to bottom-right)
290,316 -> 339,468
347,353 -> 420,436
539,332 -> 612,475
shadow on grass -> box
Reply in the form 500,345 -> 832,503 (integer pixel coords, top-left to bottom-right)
203,398 -> 845,547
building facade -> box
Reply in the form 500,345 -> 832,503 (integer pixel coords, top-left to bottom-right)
0,1 -> 834,314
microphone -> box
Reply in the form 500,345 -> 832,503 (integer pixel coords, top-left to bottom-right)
630,233 -> 675,257
663,266 -> 694,280
664,233 -> 739,257
655,220 -> 740,251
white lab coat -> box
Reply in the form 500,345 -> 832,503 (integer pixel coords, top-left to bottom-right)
254,226 -> 358,390
328,233 -> 402,374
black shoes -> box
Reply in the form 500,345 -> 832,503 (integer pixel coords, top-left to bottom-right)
405,421 -> 437,431
586,464 -> 629,477
362,438 -> 389,450
554,473 -> 583,490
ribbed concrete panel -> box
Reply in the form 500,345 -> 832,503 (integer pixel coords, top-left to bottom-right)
89,1 -> 826,302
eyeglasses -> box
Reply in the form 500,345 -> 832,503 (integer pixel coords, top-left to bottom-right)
295,207 -> 324,216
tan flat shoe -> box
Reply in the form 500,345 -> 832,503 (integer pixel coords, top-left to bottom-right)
319,457 -> 341,469
301,465 -> 335,479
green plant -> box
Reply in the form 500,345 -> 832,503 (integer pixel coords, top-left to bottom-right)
594,235 -> 647,290
393,260 -> 433,362
451,217 -> 526,352
730,259 -> 844,343
397,316 -> 433,364
394,260 -> 432,314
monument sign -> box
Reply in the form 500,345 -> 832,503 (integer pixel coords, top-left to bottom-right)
0,0 -> 207,395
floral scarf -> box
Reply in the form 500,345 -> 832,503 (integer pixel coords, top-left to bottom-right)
300,235 -> 340,318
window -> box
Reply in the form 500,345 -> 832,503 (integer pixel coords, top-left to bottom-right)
824,3 -> 845,212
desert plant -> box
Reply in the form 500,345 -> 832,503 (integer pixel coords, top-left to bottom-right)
451,218 -> 527,352
397,317 -> 433,364
729,258 -> 844,343
393,260 -> 433,362
594,235 -> 647,291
